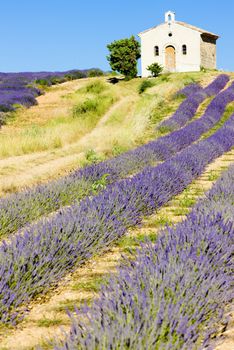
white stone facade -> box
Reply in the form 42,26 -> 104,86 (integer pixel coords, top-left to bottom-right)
138,12 -> 219,77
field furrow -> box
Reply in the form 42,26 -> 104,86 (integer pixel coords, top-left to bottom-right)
0,72 -> 233,350
0,75 -> 232,238
1,143 -> 233,350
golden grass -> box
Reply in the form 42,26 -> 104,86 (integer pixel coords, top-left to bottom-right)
0,79 -> 119,157
0,71 -> 226,196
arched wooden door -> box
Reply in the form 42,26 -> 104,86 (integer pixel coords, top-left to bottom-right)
165,46 -> 176,71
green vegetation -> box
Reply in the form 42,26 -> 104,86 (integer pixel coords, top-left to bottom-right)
87,69 -> 104,77
147,62 -> 163,77
72,277 -> 106,292
85,80 -> 107,94
138,79 -> 155,94
37,318 -> 64,328
72,95 -> 115,127
107,36 -> 141,79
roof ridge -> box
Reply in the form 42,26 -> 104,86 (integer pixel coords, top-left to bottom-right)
138,21 -> 219,39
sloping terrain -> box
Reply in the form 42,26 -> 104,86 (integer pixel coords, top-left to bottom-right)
0,71 -> 233,350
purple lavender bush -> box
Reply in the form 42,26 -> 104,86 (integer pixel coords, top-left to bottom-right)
0,115 -> 233,324
54,164 -> 234,350
176,82 -> 203,97
0,77 -> 233,237
157,74 -> 229,131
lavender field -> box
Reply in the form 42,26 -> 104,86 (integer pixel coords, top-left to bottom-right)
0,72 -> 233,350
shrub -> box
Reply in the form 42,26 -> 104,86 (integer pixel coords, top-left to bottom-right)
147,63 -> 163,77
35,79 -> 51,87
64,71 -> 87,80
50,76 -> 66,85
87,69 -> 104,77
138,79 -> 154,94
73,99 -> 99,117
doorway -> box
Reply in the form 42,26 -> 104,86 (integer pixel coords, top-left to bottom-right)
165,46 -> 176,71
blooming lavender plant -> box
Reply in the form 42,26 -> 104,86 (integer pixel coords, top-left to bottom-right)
54,164 -> 234,350
158,74 -> 229,131
0,75 -> 232,237
176,82 -> 203,97
0,115 -> 233,324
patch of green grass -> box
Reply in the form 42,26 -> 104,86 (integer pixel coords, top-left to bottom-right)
149,95 -> 185,128
159,73 -> 171,82
116,236 -> 140,249
138,79 -> 155,94
37,318 -> 64,328
111,141 -> 128,156
85,80 -> 107,94
157,125 -> 173,135
136,232 -> 158,242
201,102 -> 234,139
179,195 -> 196,208
72,94 -> 115,122
147,215 -> 173,228
208,170 -> 220,181
116,232 -> 158,253
37,337 -> 57,350
72,277 -> 106,293
55,297 -> 93,312
171,207 -> 189,216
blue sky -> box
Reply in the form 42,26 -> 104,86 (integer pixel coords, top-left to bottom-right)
0,0 -> 233,72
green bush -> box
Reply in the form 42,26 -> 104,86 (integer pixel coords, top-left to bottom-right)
138,80 -> 154,94
50,76 -> 66,85
72,95 -> 115,119
85,149 -> 102,164
64,71 -> 87,80
147,63 -> 163,77
35,79 -> 51,86
73,99 -> 99,116
88,69 -> 104,77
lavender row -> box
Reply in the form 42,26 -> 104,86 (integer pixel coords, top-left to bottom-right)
85,80 -> 234,179
176,82 -> 203,97
57,164 -> 234,350
0,76 -> 232,237
157,73 -> 229,131
1,115 -> 234,324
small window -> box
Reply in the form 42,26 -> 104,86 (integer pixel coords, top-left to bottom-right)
168,32 -> 173,37
168,14 -> 172,21
154,46 -> 159,56
182,45 -> 187,55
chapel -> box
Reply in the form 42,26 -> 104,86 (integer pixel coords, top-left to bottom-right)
138,11 -> 219,76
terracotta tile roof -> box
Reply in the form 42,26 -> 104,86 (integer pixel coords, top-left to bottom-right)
138,21 -> 219,39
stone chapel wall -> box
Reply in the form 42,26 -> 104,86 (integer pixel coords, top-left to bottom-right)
200,35 -> 217,69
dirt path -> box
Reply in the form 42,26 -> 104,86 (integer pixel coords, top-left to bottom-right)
1,149 -> 233,350
96,96 -> 131,127
0,95 -> 137,196
0,72 -> 222,197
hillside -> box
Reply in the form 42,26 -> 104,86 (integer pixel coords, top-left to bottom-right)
0,71 -> 226,195
0,71 -> 233,350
